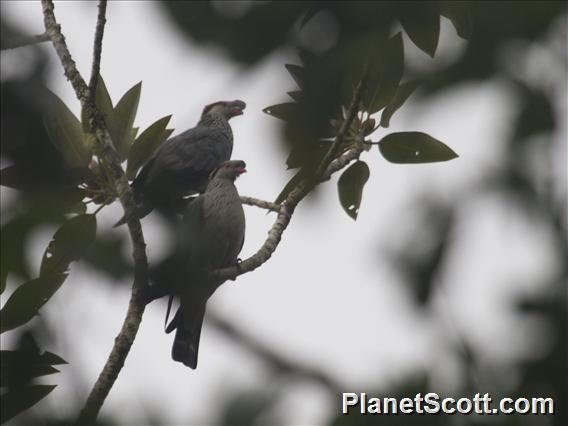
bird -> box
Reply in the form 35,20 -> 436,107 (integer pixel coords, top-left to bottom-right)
115,100 -> 246,226
150,160 -> 247,368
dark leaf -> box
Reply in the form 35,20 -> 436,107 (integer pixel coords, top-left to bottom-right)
364,32 -> 405,113
379,79 -> 422,127
39,351 -> 68,365
44,92 -> 91,168
398,2 -> 440,57
337,160 -> 370,220
285,64 -> 305,89
299,7 -> 319,30
0,274 -> 67,333
81,75 -> 115,134
378,132 -> 458,163
275,169 -> 305,205
287,90 -> 303,102
126,115 -> 173,180
1,349 -> 67,387
513,84 -> 555,141
441,2 -> 472,40
263,103 -> 301,121
113,81 -> 142,161
0,385 -> 56,424
40,214 -> 97,276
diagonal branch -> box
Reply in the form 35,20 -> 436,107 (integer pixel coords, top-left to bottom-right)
40,1 -> 148,423
212,80 -> 366,282
240,195 -> 281,212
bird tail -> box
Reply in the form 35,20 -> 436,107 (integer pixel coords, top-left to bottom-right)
166,301 -> 206,369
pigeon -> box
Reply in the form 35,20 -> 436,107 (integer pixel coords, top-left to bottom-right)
115,100 -> 245,226
151,160 -> 247,368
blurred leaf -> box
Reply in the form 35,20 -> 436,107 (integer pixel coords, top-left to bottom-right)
287,90 -> 303,102
113,81 -> 142,161
337,161 -> 370,220
513,83 -> 555,141
39,214 -> 97,276
126,115 -> 173,180
299,7 -> 319,30
398,2 -> 440,57
275,169 -> 305,204
1,349 -> 67,387
380,79 -> 422,127
441,1 -> 472,39
378,132 -> 458,163
364,32 -> 405,113
263,103 -> 301,121
82,231 -> 131,280
44,92 -> 91,168
285,64 -> 305,89
0,385 -> 56,424
0,274 -> 67,333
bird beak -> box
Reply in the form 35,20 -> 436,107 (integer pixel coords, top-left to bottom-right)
237,167 -> 247,174
231,108 -> 244,117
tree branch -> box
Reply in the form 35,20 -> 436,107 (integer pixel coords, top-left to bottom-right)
208,312 -> 344,393
39,1 -> 148,423
0,32 -> 50,50
240,195 -> 280,212
213,81 -> 366,282
88,0 -> 107,103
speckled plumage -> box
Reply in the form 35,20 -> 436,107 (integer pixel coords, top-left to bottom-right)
152,160 -> 247,368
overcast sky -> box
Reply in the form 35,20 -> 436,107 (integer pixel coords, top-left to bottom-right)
1,2 -> 564,425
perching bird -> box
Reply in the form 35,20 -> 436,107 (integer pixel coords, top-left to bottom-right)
151,160 -> 247,368
115,100 -> 246,226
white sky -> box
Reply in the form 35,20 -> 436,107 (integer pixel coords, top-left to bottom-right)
1,1 -> 564,425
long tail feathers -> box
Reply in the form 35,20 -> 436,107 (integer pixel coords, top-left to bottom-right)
167,303 -> 205,369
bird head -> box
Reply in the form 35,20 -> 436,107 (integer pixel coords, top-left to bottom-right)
211,160 -> 247,181
202,100 -> 246,119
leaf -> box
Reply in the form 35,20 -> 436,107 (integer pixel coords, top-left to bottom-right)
0,385 -> 56,424
40,214 -> 97,276
285,64 -> 305,89
399,2 -> 440,57
378,132 -> 458,163
126,115 -> 173,180
0,274 -> 67,333
1,349 -> 67,386
113,82 -> 142,161
263,103 -> 301,121
441,2 -> 472,40
274,169 -> 305,205
364,32 -> 405,113
287,90 -> 303,102
379,79 -> 422,127
81,75 -> 115,134
44,92 -> 91,168
337,160 -> 370,220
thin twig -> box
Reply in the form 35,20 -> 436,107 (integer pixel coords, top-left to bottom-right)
212,81 -> 366,282
88,0 -> 107,104
240,196 -> 281,212
208,312 -> 344,393
1,32 -> 50,50
40,1 -> 148,423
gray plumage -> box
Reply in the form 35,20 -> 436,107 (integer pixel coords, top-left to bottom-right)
151,160 -> 247,368
115,100 -> 245,226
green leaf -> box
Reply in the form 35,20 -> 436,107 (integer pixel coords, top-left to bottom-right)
0,274 -> 67,333
399,3 -> 440,57
441,2 -> 472,40
126,115 -> 173,180
364,32 -> 405,113
40,214 -> 97,276
379,79 -> 422,127
263,103 -> 301,121
284,64 -> 305,89
378,132 -> 458,163
81,75 -> 115,134
274,169 -> 305,205
287,90 -> 303,102
1,350 -> 67,386
44,92 -> 91,168
337,160 -> 370,220
0,385 -> 56,424
113,81 -> 142,161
